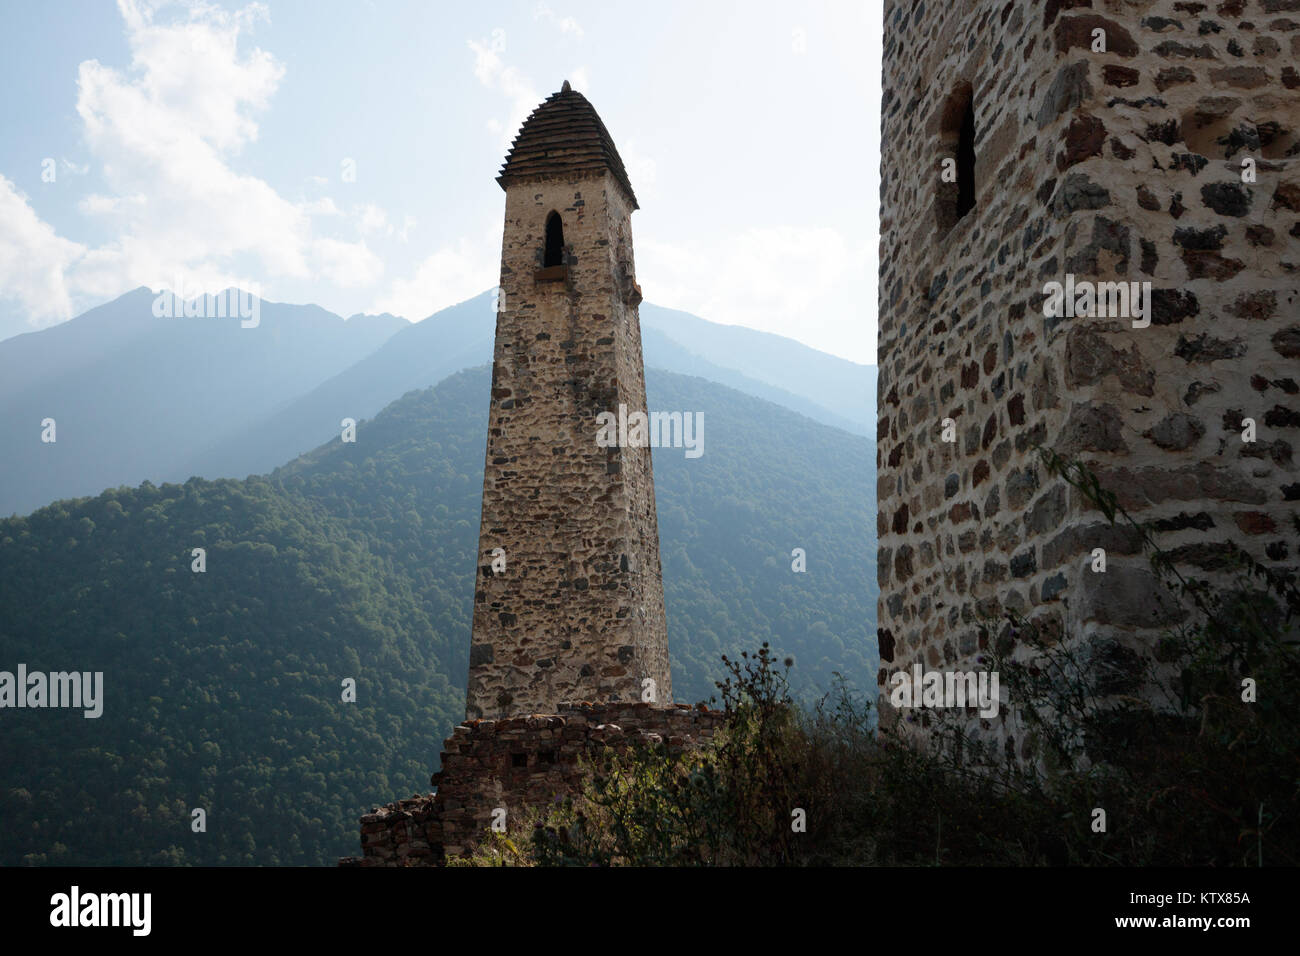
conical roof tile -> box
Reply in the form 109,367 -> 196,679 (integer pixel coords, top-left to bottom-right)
497,83 -> 637,209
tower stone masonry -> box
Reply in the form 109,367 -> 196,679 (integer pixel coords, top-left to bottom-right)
465,81 -> 673,719
876,1 -> 1299,751
344,86 -> 710,862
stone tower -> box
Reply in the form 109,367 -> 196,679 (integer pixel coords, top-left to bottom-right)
876,2 -> 1299,747
465,81 -> 672,719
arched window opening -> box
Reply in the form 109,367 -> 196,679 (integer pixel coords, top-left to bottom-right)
543,212 -> 565,267
956,98 -> 976,220
936,82 -> 977,234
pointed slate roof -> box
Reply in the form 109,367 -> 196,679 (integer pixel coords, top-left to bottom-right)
497,81 -> 638,209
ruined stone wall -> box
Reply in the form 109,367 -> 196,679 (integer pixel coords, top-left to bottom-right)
466,170 -> 672,719
876,0 -> 1300,751
344,702 -> 723,866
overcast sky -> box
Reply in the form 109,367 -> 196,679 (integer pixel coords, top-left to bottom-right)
0,0 -> 881,363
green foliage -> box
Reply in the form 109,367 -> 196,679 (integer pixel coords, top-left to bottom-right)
457,645 -> 803,867
465,646 -> 859,867
0,366 -> 877,865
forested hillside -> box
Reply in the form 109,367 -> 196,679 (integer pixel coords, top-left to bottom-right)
0,367 -> 875,865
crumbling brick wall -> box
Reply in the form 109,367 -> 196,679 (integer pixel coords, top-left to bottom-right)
343,701 -> 724,866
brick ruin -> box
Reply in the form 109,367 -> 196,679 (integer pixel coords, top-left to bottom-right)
875,0 -> 1299,754
345,83 -> 705,866
344,702 -> 723,866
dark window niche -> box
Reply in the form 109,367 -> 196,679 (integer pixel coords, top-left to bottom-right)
543,210 -> 565,267
937,82 -> 977,234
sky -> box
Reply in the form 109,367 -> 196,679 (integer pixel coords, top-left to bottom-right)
0,0 -> 882,363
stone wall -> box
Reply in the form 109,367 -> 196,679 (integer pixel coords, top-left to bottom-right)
876,0 -> 1299,751
343,702 -> 723,866
466,168 -> 672,719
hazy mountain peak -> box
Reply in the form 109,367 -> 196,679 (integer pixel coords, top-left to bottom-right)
0,287 -> 874,516
345,311 -> 409,325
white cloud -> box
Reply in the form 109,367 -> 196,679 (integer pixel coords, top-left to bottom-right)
302,197 -> 342,217
311,238 -> 384,288
74,1 -> 311,284
108,0 -> 282,154
468,37 -> 542,148
534,3 -> 584,38
0,175 -> 88,328
78,192 -> 147,216
0,0 -> 404,328
357,203 -> 389,237
370,235 -> 496,320
638,225 -> 873,362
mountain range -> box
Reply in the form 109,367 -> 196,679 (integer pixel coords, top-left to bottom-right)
0,288 -> 873,518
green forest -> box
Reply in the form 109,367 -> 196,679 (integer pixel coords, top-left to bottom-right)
0,366 -> 876,865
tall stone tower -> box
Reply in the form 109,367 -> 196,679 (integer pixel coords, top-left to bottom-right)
465,81 -> 672,719
877,2 -> 1299,748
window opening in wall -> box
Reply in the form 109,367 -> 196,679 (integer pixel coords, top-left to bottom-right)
543,211 -> 565,267
936,82 -> 977,234
956,97 -> 976,220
